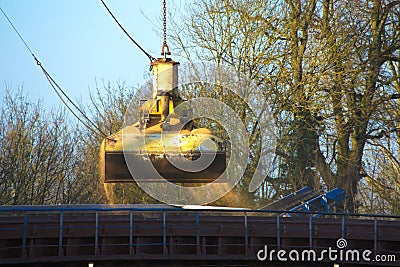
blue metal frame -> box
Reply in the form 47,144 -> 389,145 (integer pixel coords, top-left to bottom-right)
288,188 -> 347,217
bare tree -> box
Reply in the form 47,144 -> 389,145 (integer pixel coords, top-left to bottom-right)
0,89 -> 98,204
82,80 -> 157,204
171,0 -> 400,211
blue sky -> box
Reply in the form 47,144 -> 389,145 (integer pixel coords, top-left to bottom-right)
0,0 -> 186,108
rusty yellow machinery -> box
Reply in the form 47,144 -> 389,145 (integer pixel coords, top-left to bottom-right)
100,56 -> 227,183
99,0 -> 227,184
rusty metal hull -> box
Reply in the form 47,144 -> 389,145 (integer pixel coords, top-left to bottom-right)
0,205 -> 399,266
104,151 -> 226,183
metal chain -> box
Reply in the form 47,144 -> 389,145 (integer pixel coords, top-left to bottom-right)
161,0 -> 170,56
163,0 -> 167,45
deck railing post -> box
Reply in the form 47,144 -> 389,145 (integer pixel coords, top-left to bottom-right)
129,210 -> 134,255
309,215 -> 313,249
163,211 -> 167,255
374,218 -> 378,252
196,211 -> 200,255
244,211 -> 248,256
276,215 -> 280,250
21,211 -> 27,258
95,211 -> 99,256
59,211 -> 64,256
341,215 -> 345,239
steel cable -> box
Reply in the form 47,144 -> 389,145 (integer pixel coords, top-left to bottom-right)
0,5 -> 108,138
100,0 -> 156,62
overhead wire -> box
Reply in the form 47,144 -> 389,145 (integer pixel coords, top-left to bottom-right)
0,6 -> 35,58
39,66 -> 108,138
0,5 -> 108,138
100,0 -> 156,63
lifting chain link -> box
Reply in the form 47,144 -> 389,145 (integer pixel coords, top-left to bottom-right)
161,0 -> 171,56
163,0 -> 167,45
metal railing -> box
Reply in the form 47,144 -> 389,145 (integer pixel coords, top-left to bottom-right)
0,205 -> 398,265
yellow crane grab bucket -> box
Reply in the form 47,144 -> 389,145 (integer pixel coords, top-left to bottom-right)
100,57 -> 227,183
